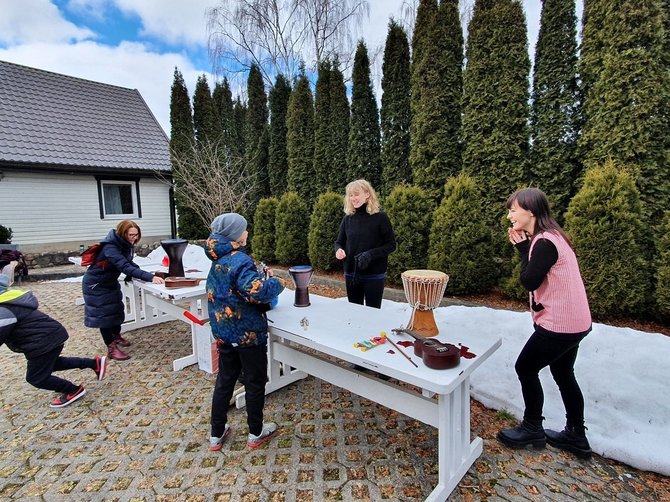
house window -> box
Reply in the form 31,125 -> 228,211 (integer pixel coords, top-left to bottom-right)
96,178 -> 142,219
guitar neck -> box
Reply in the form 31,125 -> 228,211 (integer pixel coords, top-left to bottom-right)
392,328 -> 428,342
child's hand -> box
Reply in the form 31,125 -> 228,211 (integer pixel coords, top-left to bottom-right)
152,275 -> 165,284
335,248 -> 346,260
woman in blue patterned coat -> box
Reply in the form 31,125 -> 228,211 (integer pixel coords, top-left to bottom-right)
82,220 -> 164,360
205,213 -> 285,452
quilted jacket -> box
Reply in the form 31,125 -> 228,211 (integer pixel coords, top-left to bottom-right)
0,289 -> 68,359
204,234 -> 284,346
82,229 -> 154,328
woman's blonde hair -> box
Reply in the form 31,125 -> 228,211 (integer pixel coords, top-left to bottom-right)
343,179 -> 380,215
116,220 -> 142,241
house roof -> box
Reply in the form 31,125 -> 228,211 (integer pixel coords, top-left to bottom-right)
0,60 -> 171,173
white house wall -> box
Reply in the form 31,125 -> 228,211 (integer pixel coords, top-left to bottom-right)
0,171 -> 173,252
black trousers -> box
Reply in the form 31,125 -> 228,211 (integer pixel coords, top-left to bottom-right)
515,328 -> 588,427
211,343 -> 268,437
100,326 -> 121,345
26,344 -> 94,395
345,277 -> 385,309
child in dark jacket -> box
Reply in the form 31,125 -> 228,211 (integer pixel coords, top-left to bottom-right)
0,275 -> 108,408
204,213 -> 285,451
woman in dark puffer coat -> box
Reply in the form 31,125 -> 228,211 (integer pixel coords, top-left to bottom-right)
82,220 -> 164,360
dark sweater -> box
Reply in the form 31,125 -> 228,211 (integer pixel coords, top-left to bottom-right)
334,204 -> 396,277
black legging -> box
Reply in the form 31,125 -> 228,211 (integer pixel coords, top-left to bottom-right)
100,326 -> 121,345
345,277 -> 385,309
515,328 -> 588,427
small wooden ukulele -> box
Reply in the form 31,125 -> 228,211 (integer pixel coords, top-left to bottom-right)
391,328 -> 460,370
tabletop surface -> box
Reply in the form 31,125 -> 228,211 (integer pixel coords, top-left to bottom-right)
268,290 -> 502,393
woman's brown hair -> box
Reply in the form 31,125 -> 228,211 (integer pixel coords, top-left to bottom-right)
115,220 -> 141,241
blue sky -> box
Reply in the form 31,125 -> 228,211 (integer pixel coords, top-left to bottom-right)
0,0 -> 551,136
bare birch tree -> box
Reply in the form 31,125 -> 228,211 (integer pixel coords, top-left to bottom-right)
206,0 -> 369,86
160,138 -> 257,229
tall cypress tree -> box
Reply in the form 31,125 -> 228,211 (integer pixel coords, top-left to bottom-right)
245,64 -> 270,203
328,59 -> 350,192
578,0 -> 610,110
410,0 -> 438,149
579,0 -> 670,225
286,69 -> 315,206
268,74 -> 291,197
347,41 -> 381,188
381,19 -> 411,197
529,0 -> 580,221
169,68 -> 201,239
213,78 -> 235,152
461,0 -> 530,222
410,0 -> 463,203
231,98 -> 247,159
193,74 -> 221,146
313,60 -> 333,195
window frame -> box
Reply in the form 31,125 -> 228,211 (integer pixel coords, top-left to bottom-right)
95,176 -> 142,220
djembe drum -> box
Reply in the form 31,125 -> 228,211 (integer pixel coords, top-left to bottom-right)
160,239 -> 188,278
401,269 -> 449,337
288,265 -> 314,307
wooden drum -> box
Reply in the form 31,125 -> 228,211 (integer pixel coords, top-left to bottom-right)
401,269 -> 449,337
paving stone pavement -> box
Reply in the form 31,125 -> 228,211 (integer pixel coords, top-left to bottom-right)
1,277 -> 669,501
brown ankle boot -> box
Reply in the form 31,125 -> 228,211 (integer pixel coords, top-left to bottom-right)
107,341 -> 130,361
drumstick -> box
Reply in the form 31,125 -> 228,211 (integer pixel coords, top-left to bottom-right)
382,332 -> 418,368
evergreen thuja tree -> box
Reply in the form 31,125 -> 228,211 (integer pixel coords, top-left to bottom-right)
245,64 -> 270,204
348,41 -> 381,188
579,0 -> 670,226
251,197 -> 279,263
268,74 -> 291,197
328,60 -> 350,192
654,211 -> 670,321
286,69 -> 315,207
564,160 -> 652,318
308,192 -> 343,271
213,78 -> 235,152
410,0 -> 463,204
384,185 -> 434,285
529,0 -> 580,221
169,68 -> 200,239
193,74 -> 222,146
275,192 -> 309,265
461,0 -> 530,224
381,19 -> 411,197
313,61 -> 333,195
428,175 -> 496,294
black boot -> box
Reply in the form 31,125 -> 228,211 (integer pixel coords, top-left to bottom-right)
497,420 -> 546,449
545,426 -> 592,459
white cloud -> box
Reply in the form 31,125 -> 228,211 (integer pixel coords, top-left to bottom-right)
113,0 -> 212,47
0,0 -> 95,45
0,41 -> 210,136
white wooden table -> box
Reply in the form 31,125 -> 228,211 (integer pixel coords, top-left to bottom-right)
265,289 -> 502,502
120,267 -> 208,371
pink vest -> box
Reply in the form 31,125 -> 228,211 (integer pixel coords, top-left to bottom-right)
529,231 -> 591,334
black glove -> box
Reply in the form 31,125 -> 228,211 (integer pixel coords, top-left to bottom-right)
355,251 -> 372,270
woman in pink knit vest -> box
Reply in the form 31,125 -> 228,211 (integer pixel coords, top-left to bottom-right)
497,188 -> 593,459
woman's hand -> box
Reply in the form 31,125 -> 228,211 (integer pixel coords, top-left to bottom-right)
508,227 -> 529,245
265,267 -> 274,278
335,248 -> 346,260
152,275 -> 165,285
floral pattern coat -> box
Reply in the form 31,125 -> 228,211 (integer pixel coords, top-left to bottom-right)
204,234 -> 284,346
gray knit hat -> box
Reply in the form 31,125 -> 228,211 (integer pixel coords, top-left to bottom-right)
210,213 -> 247,240
0,274 -> 9,294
